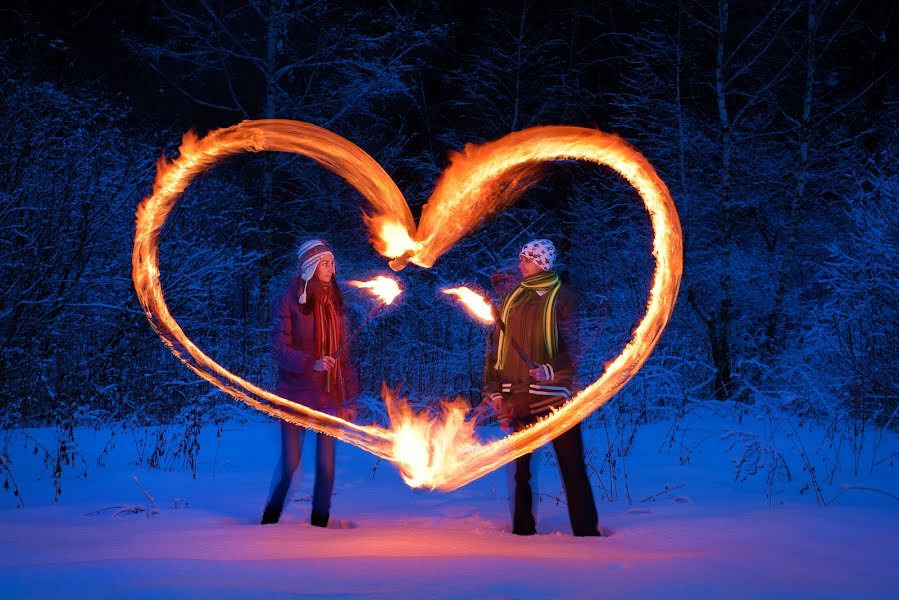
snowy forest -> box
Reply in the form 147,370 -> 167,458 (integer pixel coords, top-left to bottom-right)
2,1 -> 898,596
2,0 -> 898,559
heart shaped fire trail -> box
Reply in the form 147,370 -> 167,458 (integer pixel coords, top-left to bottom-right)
132,119 -> 682,492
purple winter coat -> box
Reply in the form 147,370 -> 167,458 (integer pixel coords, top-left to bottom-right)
272,276 -> 358,415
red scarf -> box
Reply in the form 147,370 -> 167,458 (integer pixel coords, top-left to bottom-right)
305,279 -> 345,402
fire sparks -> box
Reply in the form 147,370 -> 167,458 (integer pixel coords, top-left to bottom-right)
132,119 -> 682,493
347,275 -> 403,306
442,287 -> 495,324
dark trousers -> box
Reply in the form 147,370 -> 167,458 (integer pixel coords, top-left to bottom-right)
512,420 -> 598,536
265,420 -> 336,518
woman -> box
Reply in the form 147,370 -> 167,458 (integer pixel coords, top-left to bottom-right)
261,239 -> 358,527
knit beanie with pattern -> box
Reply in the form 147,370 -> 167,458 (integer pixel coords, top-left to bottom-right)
518,239 -> 556,271
297,239 -> 333,303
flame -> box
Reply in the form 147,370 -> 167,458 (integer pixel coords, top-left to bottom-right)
363,213 -> 421,259
347,275 -> 403,305
384,388 -> 483,489
442,287 -> 495,324
132,119 -> 682,493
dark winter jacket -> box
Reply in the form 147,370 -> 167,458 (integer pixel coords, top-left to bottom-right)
483,282 -> 580,420
272,276 -> 359,415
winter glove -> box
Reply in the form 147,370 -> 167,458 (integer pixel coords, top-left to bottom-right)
528,363 -> 554,382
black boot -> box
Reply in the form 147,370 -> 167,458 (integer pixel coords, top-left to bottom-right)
260,504 -> 281,525
574,528 -> 602,537
310,510 -> 329,528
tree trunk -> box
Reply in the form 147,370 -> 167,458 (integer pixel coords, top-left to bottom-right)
713,0 -> 735,401
763,0 -> 816,354
256,1 -> 281,339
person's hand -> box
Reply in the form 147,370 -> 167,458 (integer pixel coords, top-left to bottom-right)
314,356 -> 336,372
338,404 -> 357,422
529,364 -> 553,382
470,394 -> 506,427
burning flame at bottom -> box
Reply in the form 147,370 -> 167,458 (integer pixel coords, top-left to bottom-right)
385,389 -> 481,489
132,119 -> 682,492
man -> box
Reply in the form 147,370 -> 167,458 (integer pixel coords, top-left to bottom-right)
484,239 -> 600,537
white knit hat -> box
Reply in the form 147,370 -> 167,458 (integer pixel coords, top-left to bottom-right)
296,239 -> 334,303
519,239 -> 556,271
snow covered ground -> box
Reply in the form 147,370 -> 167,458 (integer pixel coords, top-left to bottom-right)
2,411 -> 898,599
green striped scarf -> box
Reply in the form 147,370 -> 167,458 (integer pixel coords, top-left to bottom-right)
494,271 -> 562,371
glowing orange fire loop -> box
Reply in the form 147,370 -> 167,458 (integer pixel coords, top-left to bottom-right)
132,119 -> 682,492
